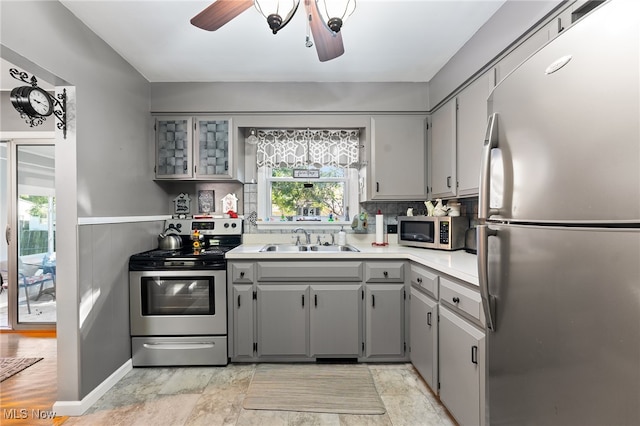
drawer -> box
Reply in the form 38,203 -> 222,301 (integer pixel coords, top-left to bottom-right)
365,262 -> 405,283
257,261 -> 363,282
230,262 -> 254,283
410,263 -> 439,299
440,277 -> 482,323
131,336 -> 227,367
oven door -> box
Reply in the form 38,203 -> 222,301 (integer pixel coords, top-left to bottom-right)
129,270 -> 226,336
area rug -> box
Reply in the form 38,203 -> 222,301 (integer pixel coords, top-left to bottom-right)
0,357 -> 43,382
243,364 -> 386,415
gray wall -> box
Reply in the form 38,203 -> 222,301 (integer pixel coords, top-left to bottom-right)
0,0 -> 164,402
151,81 -> 430,113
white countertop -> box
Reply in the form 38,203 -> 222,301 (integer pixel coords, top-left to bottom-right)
226,242 -> 478,286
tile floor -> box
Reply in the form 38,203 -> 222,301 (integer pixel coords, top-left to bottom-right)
62,363 -> 456,426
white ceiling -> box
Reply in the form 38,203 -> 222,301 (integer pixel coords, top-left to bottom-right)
57,0 -> 506,83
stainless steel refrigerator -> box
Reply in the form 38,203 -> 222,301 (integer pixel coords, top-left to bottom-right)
477,1 -> 640,425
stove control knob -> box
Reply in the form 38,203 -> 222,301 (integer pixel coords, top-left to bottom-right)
231,223 -> 237,228
224,223 -> 230,228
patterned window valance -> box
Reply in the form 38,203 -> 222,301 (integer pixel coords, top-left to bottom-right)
256,129 -> 360,168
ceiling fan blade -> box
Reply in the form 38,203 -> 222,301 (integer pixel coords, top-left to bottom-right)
191,0 -> 254,31
305,0 -> 344,62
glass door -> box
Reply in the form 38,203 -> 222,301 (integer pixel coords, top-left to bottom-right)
1,140 -> 56,329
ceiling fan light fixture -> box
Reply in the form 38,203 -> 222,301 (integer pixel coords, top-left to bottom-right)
315,0 -> 356,34
255,0 -> 301,34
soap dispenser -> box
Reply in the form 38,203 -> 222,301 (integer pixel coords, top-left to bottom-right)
337,226 -> 347,246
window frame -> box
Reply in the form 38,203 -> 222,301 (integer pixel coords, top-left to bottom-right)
257,165 -> 359,224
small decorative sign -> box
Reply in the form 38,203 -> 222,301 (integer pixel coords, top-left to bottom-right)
197,190 -> 214,214
173,193 -> 191,216
293,169 -> 320,179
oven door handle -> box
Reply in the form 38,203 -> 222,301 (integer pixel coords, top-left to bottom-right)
143,342 -> 216,350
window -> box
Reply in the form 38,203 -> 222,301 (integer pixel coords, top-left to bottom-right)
256,129 -> 360,222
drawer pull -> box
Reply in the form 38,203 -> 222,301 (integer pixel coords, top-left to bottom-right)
240,271 -> 245,278
417,277 -> 423,284
383,271 -> 388,278
452,297 -> 460,304
471,345 -> 478,364
427,312 -> 432,326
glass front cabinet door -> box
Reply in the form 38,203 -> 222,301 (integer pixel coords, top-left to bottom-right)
154,116 -> 234,180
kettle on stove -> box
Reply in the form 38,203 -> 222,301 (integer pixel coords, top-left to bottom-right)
158,230 -> 183,250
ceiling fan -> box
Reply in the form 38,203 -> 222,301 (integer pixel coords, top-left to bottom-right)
190,0 -> 348,62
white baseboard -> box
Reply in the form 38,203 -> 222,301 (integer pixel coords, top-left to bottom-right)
52,359 -> 133,417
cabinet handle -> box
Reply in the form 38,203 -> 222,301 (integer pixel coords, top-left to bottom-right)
372,294 -> 375,308
240,271 -> 245,278
471,345 -> 478,364
302,294 -> 305,307
314,294 -> 318,307
376,182 -> 380,192
184,162 -> 188,172
237,295 -> 241,308
427,312 -> 432,326
417,277 -> 422,284
383,271 -> 388,278
447,176 -> 451,188
453,297 -> 460,304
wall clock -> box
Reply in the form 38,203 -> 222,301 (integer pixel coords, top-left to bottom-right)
10,85 -> 54,117
8,68 -> 67,138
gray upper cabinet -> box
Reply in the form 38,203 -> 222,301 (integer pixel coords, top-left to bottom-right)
154,116 -> 240,180
155,116 -> 192,179
430,99 -> 457,198
456,70 -> 495,197
366,115 -> 428,201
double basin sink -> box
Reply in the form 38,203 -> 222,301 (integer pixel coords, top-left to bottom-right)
260,244 -> 360,253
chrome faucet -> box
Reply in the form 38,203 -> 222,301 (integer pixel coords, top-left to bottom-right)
292,227 -> 311,245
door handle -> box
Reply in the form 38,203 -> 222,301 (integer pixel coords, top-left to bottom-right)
302,294 -> 304,307
237,294 -> 241,308
427,311 -> 432,326
446,176 -> 451,188
5,225 -> 10,245
471,345 -> 478,364
478,225 -> 497,331
372,294 -> 375,308
314,294 -> 317,307
479,113 -> 500,220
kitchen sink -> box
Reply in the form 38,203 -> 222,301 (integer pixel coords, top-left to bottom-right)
259,244 -> 360,253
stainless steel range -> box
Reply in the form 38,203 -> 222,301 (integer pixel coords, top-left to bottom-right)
129,218 -> 242,367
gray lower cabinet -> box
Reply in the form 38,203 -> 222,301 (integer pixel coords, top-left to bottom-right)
309,284 -> 362,357
364,283 -> 406,359
231,284 -> 254,359
256,284 -> 309,357
227,260 -> 408,362
439,306 -> 486,426
410,286 -> 438,391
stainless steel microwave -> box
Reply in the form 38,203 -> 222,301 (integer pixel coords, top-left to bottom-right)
397,216 -> 469,250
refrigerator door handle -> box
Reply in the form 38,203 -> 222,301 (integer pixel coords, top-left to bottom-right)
479,113 -> 500,220
478,224 -> 497,331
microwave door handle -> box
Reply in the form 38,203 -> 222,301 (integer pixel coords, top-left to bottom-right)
479,113 -> 500,220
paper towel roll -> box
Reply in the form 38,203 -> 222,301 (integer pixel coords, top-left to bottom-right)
376,214 -> 384,244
